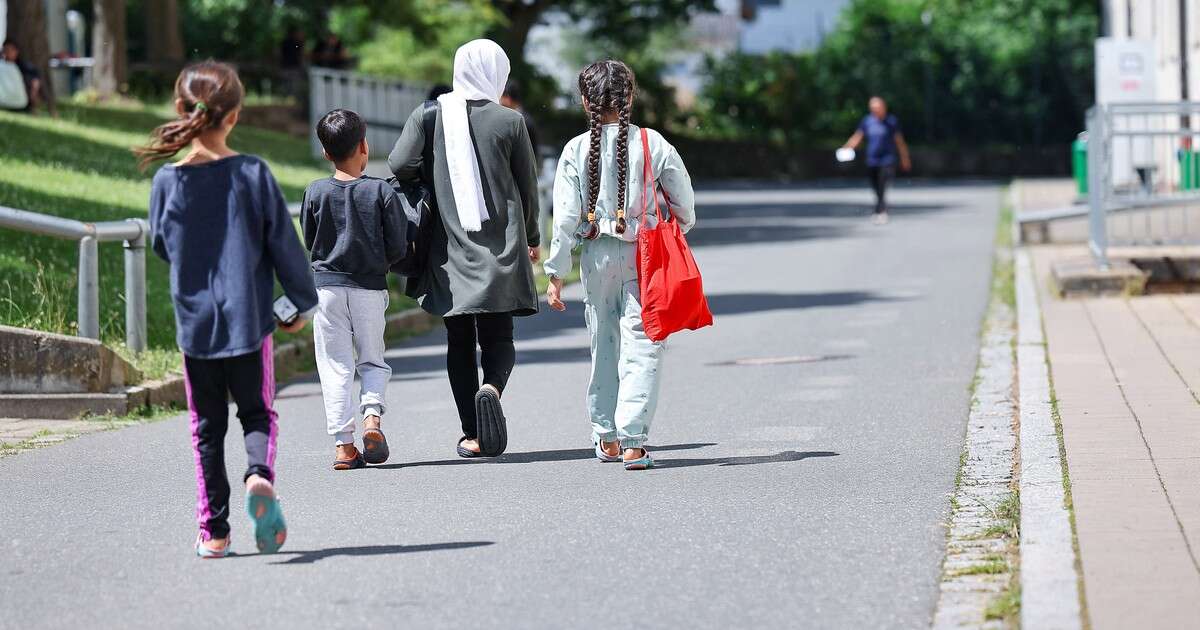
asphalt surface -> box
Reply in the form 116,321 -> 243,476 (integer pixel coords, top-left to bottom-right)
0,182 -> 1001,629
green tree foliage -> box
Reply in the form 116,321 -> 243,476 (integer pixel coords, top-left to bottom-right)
489,0 -> 716,68
700,0 -> 1098,147
179,0 -> 306,61
698,51 -> 818,145
559,22 -> 694,128
488,0 -> 715,109
351,0 -> 502,83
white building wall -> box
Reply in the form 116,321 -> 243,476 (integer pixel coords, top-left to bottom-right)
1106,0 -> 1200,101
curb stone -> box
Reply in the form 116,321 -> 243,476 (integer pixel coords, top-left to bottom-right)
1015,248 -> 1083,630
931,267 -> 1018,629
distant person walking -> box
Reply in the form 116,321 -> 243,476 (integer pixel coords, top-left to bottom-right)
842,96 -> 911,225
388,39 -> 541,459
137,61 -> 318,559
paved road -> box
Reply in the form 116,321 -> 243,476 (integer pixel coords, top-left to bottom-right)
0,183 -> 1000,629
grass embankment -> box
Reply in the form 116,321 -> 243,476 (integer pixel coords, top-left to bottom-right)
0,103 -> 418,380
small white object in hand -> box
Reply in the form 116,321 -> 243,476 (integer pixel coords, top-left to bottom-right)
836,147 -> 856,163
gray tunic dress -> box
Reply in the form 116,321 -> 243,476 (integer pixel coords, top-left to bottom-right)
388,100 -> 541,318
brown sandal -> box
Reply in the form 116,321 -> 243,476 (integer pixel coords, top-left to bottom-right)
362,428 -> 390,464
333,447 -> 366,470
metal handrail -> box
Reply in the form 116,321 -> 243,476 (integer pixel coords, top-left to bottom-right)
0,205 -> 148,353
1085,101 -> 1200,268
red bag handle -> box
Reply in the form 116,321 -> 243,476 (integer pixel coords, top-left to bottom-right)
640,128 -> 665,229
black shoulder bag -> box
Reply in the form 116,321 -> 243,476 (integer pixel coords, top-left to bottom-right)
389,100 -> 439,278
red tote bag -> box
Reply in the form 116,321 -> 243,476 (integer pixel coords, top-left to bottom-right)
636,128 -> 713,342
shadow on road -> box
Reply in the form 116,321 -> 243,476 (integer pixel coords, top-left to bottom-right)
354,289 -> 906,371
706,291 -> 905,317
684,201 -> 950,248
247,541 -> 496,565
371,442 -> 718,469
654,450 -> 839,469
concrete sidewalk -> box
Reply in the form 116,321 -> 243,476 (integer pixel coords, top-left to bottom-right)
1029,245 -> 1200,629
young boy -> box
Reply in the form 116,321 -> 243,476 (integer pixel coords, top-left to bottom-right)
303,108 -> 408,469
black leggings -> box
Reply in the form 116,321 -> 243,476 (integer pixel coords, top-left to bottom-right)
183,339 -> 278,541
444,313 -> 515,438
868,165 -> 895,214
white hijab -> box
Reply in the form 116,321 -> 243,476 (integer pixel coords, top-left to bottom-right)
438,39 -> 511,232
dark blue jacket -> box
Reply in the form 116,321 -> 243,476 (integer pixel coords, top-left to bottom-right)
149,154 -> 318,359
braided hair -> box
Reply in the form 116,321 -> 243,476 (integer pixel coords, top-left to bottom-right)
577,60 -> 636,235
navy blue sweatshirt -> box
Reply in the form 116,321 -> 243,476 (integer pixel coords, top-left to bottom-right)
149,154 -> 318,359
300,176 -> 408,290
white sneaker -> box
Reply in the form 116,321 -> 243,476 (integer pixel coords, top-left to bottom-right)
872,212 -> 890,225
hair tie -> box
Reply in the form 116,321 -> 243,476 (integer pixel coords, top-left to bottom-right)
194,101 -> 208,113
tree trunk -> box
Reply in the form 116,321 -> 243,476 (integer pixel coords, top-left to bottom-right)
6,0 -> 57,114
93,0 -> 127,97
144,0 -> 183,64
491,0 -> 549,79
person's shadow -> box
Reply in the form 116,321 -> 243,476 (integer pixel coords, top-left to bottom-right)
371,444 -> 838,470
654,450 -> 839,469
226,541 -> 495,564
372,443 -> 717,469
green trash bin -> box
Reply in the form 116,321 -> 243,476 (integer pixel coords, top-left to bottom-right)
1072,133 -> 1087,195
1181,149 -> 1200,191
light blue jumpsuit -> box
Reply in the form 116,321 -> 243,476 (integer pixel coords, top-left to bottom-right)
544,124 -> 696,449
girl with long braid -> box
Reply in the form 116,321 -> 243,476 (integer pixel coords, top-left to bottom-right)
544,60 -> 696,470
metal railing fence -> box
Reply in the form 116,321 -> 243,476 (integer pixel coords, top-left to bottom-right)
0,206 -> 148,353
308,68 -> 429,159
1087,102 -> 1200,267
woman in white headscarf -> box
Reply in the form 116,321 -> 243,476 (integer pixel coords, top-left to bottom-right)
389,39 -> 541,459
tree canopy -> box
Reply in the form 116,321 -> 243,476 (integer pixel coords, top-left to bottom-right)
699,0 -> 1097,148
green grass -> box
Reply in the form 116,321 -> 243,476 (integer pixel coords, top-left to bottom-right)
110,346 -> 187,382
0,102 -> 330,378
993,200 -> 1016,310
985,583 -> 1022,622
949,557 -> 1008,577
996,490 -> 1020,533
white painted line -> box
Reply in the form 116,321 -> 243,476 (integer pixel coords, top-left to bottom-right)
1016,248 -> 1083,630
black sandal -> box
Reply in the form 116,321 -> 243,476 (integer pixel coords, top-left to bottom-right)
475,386 -> 508,457
456,436 -> 483,458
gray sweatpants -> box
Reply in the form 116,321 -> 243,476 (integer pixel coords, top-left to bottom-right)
313,286 -> 391,446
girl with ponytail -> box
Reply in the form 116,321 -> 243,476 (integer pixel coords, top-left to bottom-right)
139,61 -> 318,557
543,59 -> 697,470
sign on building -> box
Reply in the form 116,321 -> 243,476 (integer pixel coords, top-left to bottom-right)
1096,38 -> 1158,189
1096,37 -> 1156,103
